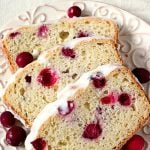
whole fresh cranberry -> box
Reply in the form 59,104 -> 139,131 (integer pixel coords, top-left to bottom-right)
67,6 -> 81,18
122,135 -> 145,150
6,126 -> 26,146
31,138 -> 47,150
0,111 -> 15,128
132,68 -> 150,83
16,52 -> 33,68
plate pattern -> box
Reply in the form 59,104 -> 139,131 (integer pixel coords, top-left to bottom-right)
0,0 -> 149,149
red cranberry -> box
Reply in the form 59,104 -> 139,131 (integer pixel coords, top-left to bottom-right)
25,75 -> 32,83
0,111 -> 15,128
132,68 -> 150,83
9,32 -> 20,39
16,52 -> 33,68
31,138 -> 47,150
58,101 -> 75,116
62,47 -> 76,58
118,93 -> 131,106
122,135 -> 145,150
100,94 -> 115,105
82,122 -> 102,140
6,126 -> 26,146
91,75 -> 106,89
67,6 -> 81,18
96,107 -> 102,114
38,25 -> 48,38
77,31 -> 89,38
37,68 -> 58,87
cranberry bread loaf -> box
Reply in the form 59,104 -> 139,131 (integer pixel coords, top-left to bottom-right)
25,65 -> 150,150
2,17 -> 118,72
2,37 -> 122,126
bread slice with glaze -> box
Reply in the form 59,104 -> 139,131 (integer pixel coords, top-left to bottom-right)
2,17 -> 118,72
25,65 -> 150,150
2,37 -> 122,127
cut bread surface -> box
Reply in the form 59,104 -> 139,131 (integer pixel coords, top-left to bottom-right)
2,17 -> 118,72
2,38 -> 122,126
25,66 -> 150,150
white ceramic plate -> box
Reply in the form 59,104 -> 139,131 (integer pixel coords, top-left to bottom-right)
0,0 -> 149,149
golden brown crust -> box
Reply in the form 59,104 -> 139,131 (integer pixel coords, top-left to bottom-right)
2,17 -> 119,73
110,19 -> 119,44
2,40 -> 16,72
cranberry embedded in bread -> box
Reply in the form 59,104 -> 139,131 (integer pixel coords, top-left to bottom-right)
91,74 -> 106,89
31,138 -> 47,150
100,94 -> 115,105
82,122 -> 102,140
58,101 -> 75,116
37,25 -> 49,38
61,48 -> 76,58
118,93 -> 131,106
9,32 -> 21,39
37,68 -> 58,87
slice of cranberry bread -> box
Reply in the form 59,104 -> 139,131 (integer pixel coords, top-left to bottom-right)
2,17 -> 118,72
2,38 -> 122,126
25,65 -> 150,150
